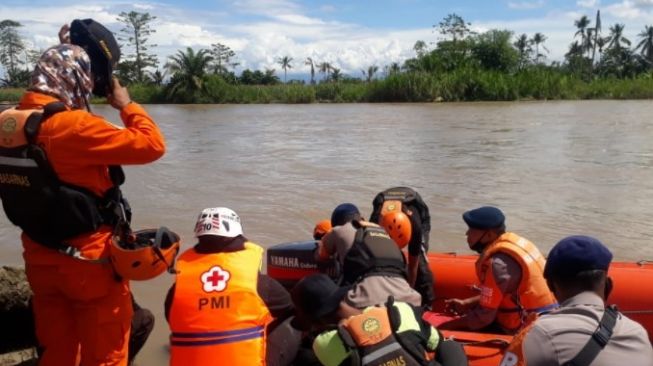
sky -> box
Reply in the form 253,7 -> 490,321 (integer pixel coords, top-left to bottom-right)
2,0 -> 653,79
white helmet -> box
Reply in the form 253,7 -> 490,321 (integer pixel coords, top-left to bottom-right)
194,207 -> 243,238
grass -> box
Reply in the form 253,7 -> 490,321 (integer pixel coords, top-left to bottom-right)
2,71 -> 653,104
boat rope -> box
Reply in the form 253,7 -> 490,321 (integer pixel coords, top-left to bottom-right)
446,337 -> 510,348
621,310 -> 653,315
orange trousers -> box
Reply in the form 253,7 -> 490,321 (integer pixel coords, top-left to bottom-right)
26,259 -> 133,366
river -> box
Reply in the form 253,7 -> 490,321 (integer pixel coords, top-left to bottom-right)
1,101 -> 652,364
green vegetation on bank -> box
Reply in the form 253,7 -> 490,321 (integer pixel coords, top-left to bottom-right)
3,71 -> 653,104
2,12 -> 653,103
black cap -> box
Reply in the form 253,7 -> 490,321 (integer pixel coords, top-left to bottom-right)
70,19 -> 120,97
462,206 -> 505,230
544,235 -> 613,279
331,203 -> 360,227
290,274 -> 349,330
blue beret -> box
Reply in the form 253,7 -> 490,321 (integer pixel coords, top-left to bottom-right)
462,206 -> 505,229
331,203 -> 360,227
544,235 -> 613,279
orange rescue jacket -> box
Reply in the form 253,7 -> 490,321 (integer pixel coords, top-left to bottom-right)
476,232 -> 557,332
169,242 -> 272,366
16,92 -> 165,262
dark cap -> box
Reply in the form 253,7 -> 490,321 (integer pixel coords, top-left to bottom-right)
544,235 -> 613,279
290,273 -> 349,329
70,19 -> 120,97
463,206 -> 505,229
331,203 -> 361,227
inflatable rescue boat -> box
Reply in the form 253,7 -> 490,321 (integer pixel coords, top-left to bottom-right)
267,240 -> 653,366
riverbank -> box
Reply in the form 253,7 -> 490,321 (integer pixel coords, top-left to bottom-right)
0,267 -> 37,366
2,70 -> 653,104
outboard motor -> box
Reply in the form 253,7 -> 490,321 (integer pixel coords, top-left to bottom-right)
266,240 -> 337,289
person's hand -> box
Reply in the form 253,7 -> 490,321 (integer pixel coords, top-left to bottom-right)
58,24 -> 70,44
444,298 -> 471,315
107,78 -> 133,110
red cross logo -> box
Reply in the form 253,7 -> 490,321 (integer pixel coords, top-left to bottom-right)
201,266 -> 231,293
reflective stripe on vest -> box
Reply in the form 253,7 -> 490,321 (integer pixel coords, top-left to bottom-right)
169,242 -> 271,366
171,325 -> 265,347
476,232 -> 557,332
361,343 -> 403,364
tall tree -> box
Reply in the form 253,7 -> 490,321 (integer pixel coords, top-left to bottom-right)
165,47 -> 212,100
574,15 -> 591,56
361,65 -> 378,82
0,20 -> 26,81
436,13 -> 472,44
276,55 -> 293,83
607,23 -> 631,52
514,33 -> 532,70
318,62 -> 331,81
531,32 -> 549,63
433,14 -> 474,70
304,57 -> 316,85
149,69 -> 166,86
117,11 -> 159,83
262,68 -> 280,85
636,25 -> 653,66
210,43 -> 238,74
329,68 -> 343,82
388,62 -> 401,75
413,40 -> 427,57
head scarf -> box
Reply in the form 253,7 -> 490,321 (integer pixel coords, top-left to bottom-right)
29,44 -> 93,109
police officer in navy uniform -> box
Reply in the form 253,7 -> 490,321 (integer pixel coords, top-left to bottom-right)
501,235 -> 653,366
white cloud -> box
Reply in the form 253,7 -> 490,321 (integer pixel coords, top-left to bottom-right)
133,3 -> 155,10
508,0 -> 546,10
577,0 -> 599,8
5,0 -> 653,80
604,0 -> 653,20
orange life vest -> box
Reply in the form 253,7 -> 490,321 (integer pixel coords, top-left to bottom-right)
169,242 -> 272,366
475,232 -> 557,332
338,305 -> 431,366
499,322 -> 534,366
0,103 -> 129,253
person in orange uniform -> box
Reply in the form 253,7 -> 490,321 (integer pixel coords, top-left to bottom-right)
439,206 -> 557,334
166,207 -> 299,366
0,20 -> 165,366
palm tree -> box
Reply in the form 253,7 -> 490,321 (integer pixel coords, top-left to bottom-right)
574,15 -> 591,56
318,62 -> 331,81
636,25 -> 653,65
276,55 -> 293,83
607,23 -> 631,52
531,33 -> 549,63
514,33 -> 532,69
330,68 -> 343,82
165,47 -> 213,99
304,57 -> 316,84
361,65 -> 378,82
388,62 -> 401,75
149,69 -> 166,86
